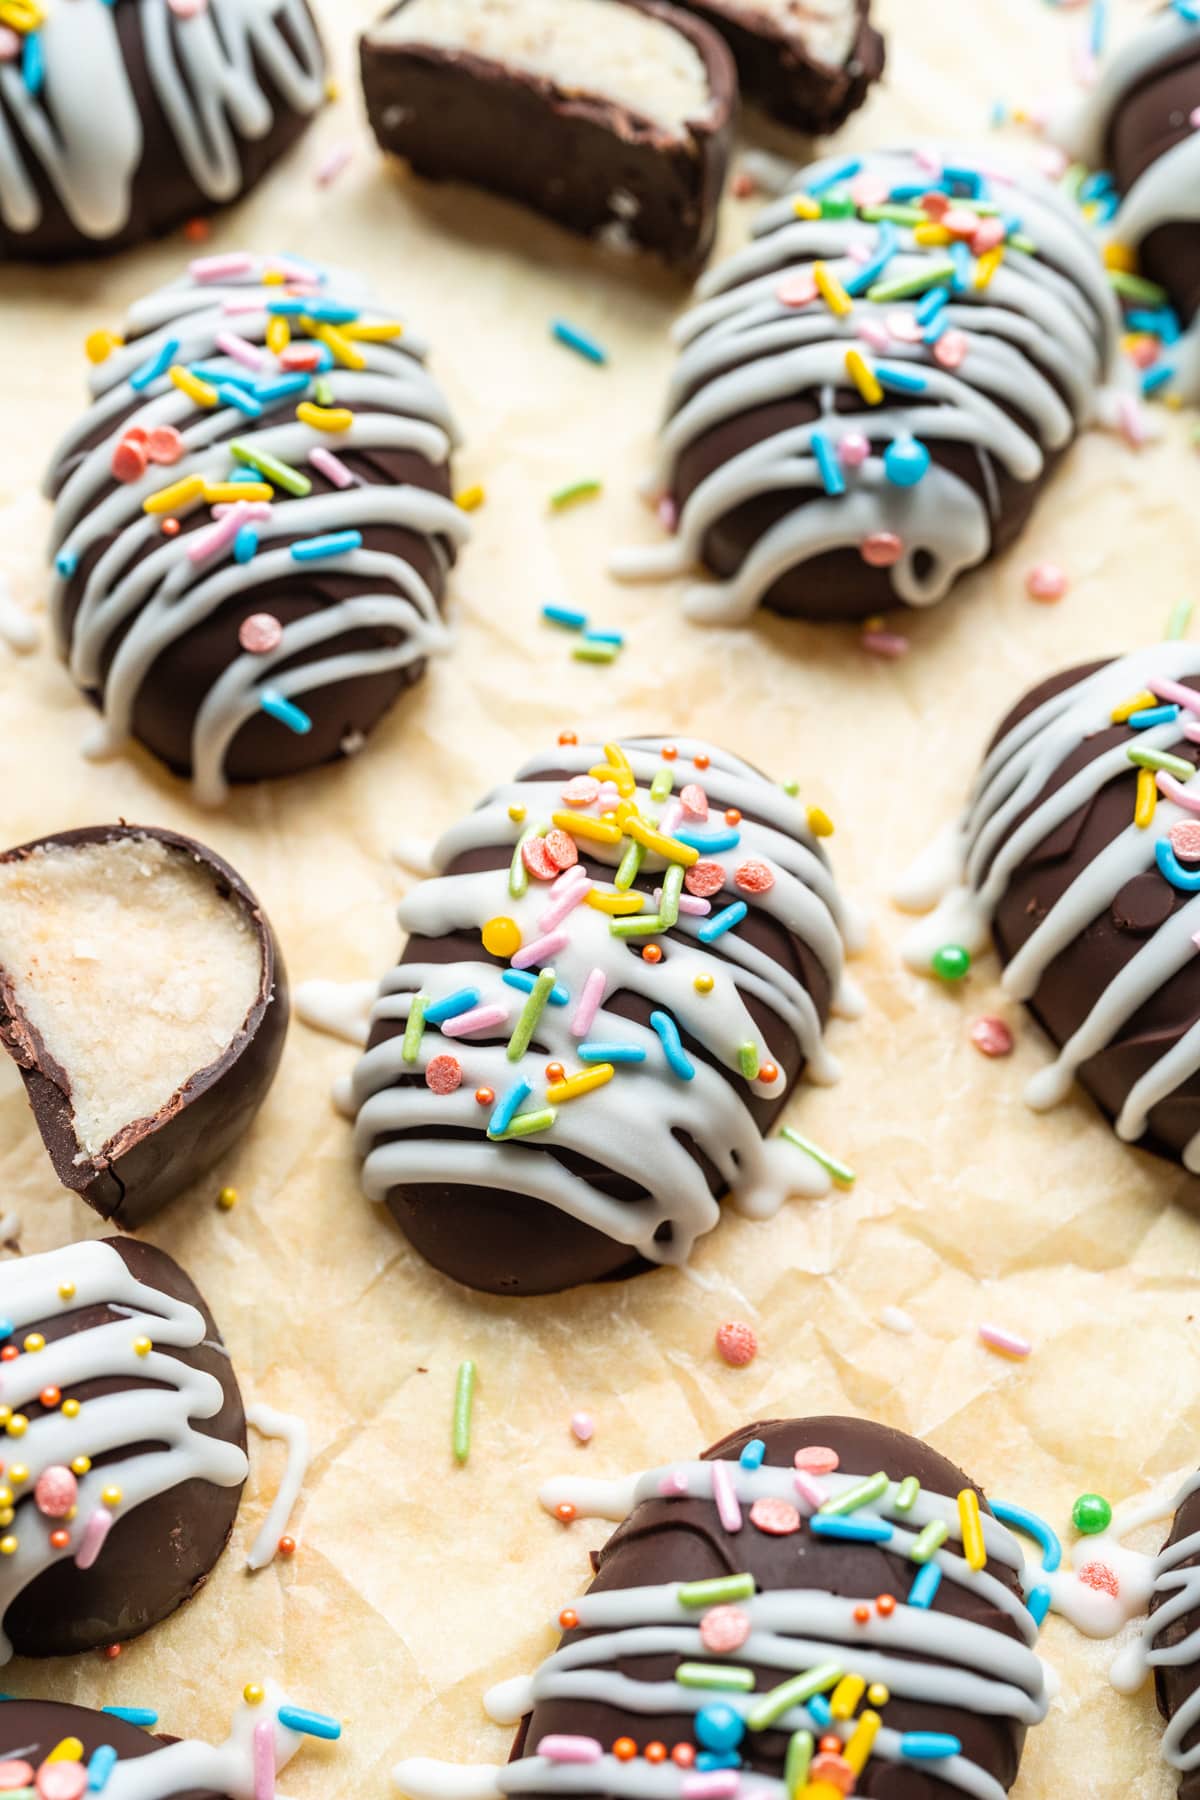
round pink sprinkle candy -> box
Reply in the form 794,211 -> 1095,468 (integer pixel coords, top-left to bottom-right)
522,836 -> 560,882
715,1320 -> 757,1367
856,319 -> 890,352
146,424 -> 185,465
943,208 -> 978,240
1025,562 -> 1068,603
111,438 -> 148,483
735,860 -> 775,896
123,425 -> 149,447
971,218 -> 1006,255
562,776 -> 600,807
838,432 -> 871,471
921,190 -> 950,220
570,1411 -> 595,1444
35,1765 -> 87,1800
34,1465 -> 78,1520
850,173 -> 889,209
685,859 -> 726,898
777,272 -> 817,309
970,1016 -> 1014,1058
425,1053 -> 463,1095
749,1496 -> 801,1536
886,311 -> 923,344
544,827 -> 579,872
0,1765 -> 33,1792
699,1604 -> 752,1654
0,27 -> 19,60
861,531 -> 902,568
680,783 -> 709,821
934,330 -> 969,371
238,612 -> 284,655
1170,820 -> 1200,864
794,1444 -> 839,1474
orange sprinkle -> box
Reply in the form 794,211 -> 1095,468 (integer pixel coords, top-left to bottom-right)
558,1608 -> 579,1630
853,1605 -> 870,1624
726,809 -> 742,825
554,1502 -> 577,1523
475,1087 -> 495,1106
558,730 -> 578,746
613,1741 -> 637,1763
101,1644 -> 122,1661
278,1535 -> 297,1557
39,1388 -> 61,1409
876,1593 -> 896,1616
0,1349 -> 17,1364
758,1063 -> 779,1084
183,218 -> 211,244
645,1745 -> 667,1765
819,1736 -> 841,1756
546,1062 -> 566,1083
642,945 -> 663,964
161,517 -> 181,537
694,753 -> 710,770
662,745 -> 678,760
671,1746 -> 695,1768
49,1529 -> 70,1550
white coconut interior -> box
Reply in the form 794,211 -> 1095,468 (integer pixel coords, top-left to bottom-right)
371,0 -> 715,132
0,836 -> 263,1160
726,0 -> 859,70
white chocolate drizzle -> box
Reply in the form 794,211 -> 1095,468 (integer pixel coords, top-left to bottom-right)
246,1402 -> 310,1571
611,145 -> 1116,619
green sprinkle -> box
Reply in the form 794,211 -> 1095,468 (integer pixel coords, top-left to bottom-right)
1071,1492 -> 1113,1536
1128,745 -> 1195,782
1007,233 -> 1037,256
499,1107 -> 557,1139
609,913 -> 666,938
1108,268 -> 1170,306
402,994 -> 428,1063
452,1360 -> 476,1464
550,478 -> 602,510
859,204 -> 924,225
659,863 -> 684,929
784,1732 -> 814,1799
675,1663 -> 756,1692
779,1127 -> 856,1189
931,944 -> 971,982
1167,599 -> 1194,641
738,1042 -> 760,1081
314,375 -> 336,407
230,439 -> 312,496
819,1470 -> 889,1517
651,768 -> 675,802
679,1572 -> 755,1608
1062,163 -> 1087,202
572,641 -> 619,664
820,194 -> 856,219
614,838 -> 645,892
507,968 -> 557,1062
909,1519 -> 949,1564
745,1664 -> 842,1732
894,1476 -> 921,1513
867,261 -> 956,304
509,824 -> 540,900
782,779 -> 800,797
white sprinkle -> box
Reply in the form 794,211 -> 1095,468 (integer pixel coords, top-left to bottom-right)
880,1306 -> 915,1335
978,1323 -> 1033,1359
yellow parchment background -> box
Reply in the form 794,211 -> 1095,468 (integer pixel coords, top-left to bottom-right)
0,0 -> 1198,1793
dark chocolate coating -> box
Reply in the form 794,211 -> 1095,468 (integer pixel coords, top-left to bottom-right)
0,1699 -> 224,1797
1151,1477 -> 1200,1794
983,659 -> 1200,1169
363,747 -> 835,1296
3,1237 -> 246,1659
0,1 -> 324,263
670,0 -> 884,133
1105,22 -> 1200,329
359,0 -> 737,270
511,1416 -> 1032,1798
0,825 -> 288,1227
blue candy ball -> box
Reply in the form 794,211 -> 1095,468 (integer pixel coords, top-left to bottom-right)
884,436 -> 932,487
694,1704 -> 745,1752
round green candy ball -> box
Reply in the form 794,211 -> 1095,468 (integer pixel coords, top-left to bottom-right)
932,944 -> 971,982
1071,1492 -> 1112,1536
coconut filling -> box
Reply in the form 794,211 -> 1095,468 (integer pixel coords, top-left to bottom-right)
0,837 -> 263,1164
371,0 -> 716,132
737,0 -> 861,70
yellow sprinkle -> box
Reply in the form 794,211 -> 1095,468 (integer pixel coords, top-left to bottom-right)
143,474 -> 207,515
1111,689 -> 1157,724
547,1065 -> 615,1103
244,1684 -> 266,1706
974,247 -> 1004,289
57,1281 -> 75,1301
867,1682 -> 890,1706
266,316 -> 291,356
1135,766 -> 1157,830
455,484 -> 485,512
813,261 -> 853,317
85,329 -> 123,365
508,803 -> 527,823
23,1333 -> 44,1353
46,1740 -> 83,1765
806,806 -> 834,838
217,1186 -> 239,1212
588,762 -> 637,799
0,1408 -> 11,1426
6,1416 -> 27,1439
0,1489 -> 12,1511
62,1398 -> 81,1419
694,974 -> 715,994
792,195 -> 821,220
343,321 -> 405,342
311,322 -> 367,369
830,1674 -> 865,1720
913,222 -> 951,246
0,1 -> 44,33
842,1710 -> 882,1776
0,1512 -> 13,1530
552,811 -> 623,846
7,1466 -> 26,1486
603,741 -> 633,774
134,1336 -> 152,1357
169,364 -> 219,408
958,1486 -> 987,1571
1104,241 -> 1136,272
482,916 -> 523,958
799,1786 -> 842,1800
624,817 -> 700,867
203,482 -> 274,506
0,1537 -> 17,1558
845,347 -> 883,406
102,1485 -> 123,1508
1167,393 -> 1184,412
262,269 -> 287,286
585,891 -> 644,916
297,401 -> 354,433
70,1457 -> 90,1477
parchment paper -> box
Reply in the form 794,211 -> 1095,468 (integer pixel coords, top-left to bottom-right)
0,1 -> 1197,1793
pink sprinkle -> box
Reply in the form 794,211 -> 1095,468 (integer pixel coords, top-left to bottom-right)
1118,393 -> 1148,447
850,173 -> 889,209
1191,106 -> 1200,129
750,1496 -> 801,1536
571,968 -> 607,1037
861,531 -> 903,569
793,1469 -> 828,1510
596,782 -> 622,810
934,330 -> 969,371
659,1468 -> 690,1497
539,875 -> 590,933
562,776 -> 600,806
795,1445 -> 839,1474
943,208 -> 979,241
551,863 -> 585,891
439,1004 -> 510,1038
1036,145 -> 1070,181
1170,820 -> 1200,863
239,612 -> 284,655
715,1320 -> 757,1367
838,432 -> 871,471
970,1015 -> 1014,1058
316,143 -> 354,187
731,171 -> 758,200
35,1766 -> 87,1800
216,330 -> 264,371
1026,561 -> 1068,603
0,27 -> 19,59
537,1738 -> 602,1765
253,1718 -> 276,1800
190,500 -> 256,565
511,931 -> 569,971
282,344 -> 325,372
710,1460 -> 743,1533
655,887 -> 711,918
972,218 -> 1006,255
656,493 -> 678,533
1148,677 -> 1200,716
682,1774 -> 740,1799
425,1054 -> 463,1095
146,424 -> 185,466
544,827 -> 579,872
699,1604 -> 751,1654
74,1507 -> 113,1571
777,272 -> 817,309
190,251 -> 255,283
685,860 -> 726,898
979,1323 -> 1033,1359
680,783 -> 709,820
310,446 -> 358,490
915,148 -> 942,176
734,860 -> 775,896
570,1411 -> 595,1444
861,631 -> 910,660
211,501 -> 272,522
922,191 -> 950,220
856,319 -> 890,352
885,311 -> 923,344
224,295 -> 270,316
34,1465 -> 78,1519
111,438 -> 148,484
1158,773 -> 1200,816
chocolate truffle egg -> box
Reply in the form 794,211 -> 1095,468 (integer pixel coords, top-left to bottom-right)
393,1415 -> 1052,1800
612,145 -> 1117,623
45,251 -> 467,803
672,0 -> 884,134
0,0 -> 326,260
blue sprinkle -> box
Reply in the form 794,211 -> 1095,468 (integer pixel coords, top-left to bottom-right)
306,301 -> 360,325
260,690 -> 312,736
695,1753 -> 740,1772
503,970 -> 569,1007
649,1010 -> 695,1082
542,604 -> 588,631
216,382 -> 263,417
943,165 -> 984,198
191,363 -> 259,389
1142,362 -> 1175,396
915,286 -> 948,327
291,530 -> 363,563
811,430 -> 845,497
1175,0 -> 1200,22
698,901 -> 748,944
584,628 -> 624,647
0,1321 -> 11,1342
877,364 -> 928,395
889,180 -> 946,201
1090,0 -> 1107,57
552,319 -> 608,365
22,30 -> 43,96
54,550 -> 79,580
103,1706 -> 158,1727
234,525 -> 259,565
267,297 -> 311,316
908,1562 -> 942,1610
577,1041 -> 646,1062
1157,838 -> 1200,892
900,1733 -> 962,1762
841,221 -> 898,297
1128,704 -> 1180,729
806,157 -> 861,195
277,1706 -> 342,1741
87,1746 -> 119,1793
130,337 -> 180,391
808,1514 -> 894,1543
253,373 -> 313,403
989,1500 -> 1062,1574
424,987 -> 482,1025
1027,1584 -> 1052,1627
231,466 -> 264,484
1078,170 -> 1115,205
739,1438 -> 766,1471
807,1696 -> 833,1729
922,314 -> 948,346
884,436 -> 932,488
949,241 -> 971,292
674,826 -> 741,854
488,1079 -> 531,1138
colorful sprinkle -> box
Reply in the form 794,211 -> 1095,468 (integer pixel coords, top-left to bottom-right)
715,1321 -> 757,1368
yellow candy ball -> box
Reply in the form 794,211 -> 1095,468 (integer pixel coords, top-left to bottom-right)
70,1457 -> 90,1477
806,806 -> 834,838
58,1281 -> 76,1301
8,1466 -> 27,1486
0,1511 -> 14,1530
508,803 -> 527,823
6,1415 -> 27,1438
62,1398 -> 81,1419
102,1485 -> 123,1509
0,1536 -> 17,1557
134,1336 -> 153,1357
23,1333 -> 44,1353
217,1186 -> 239,1212
867,1683 -> 890,1707
85,329 -> 123,365
244,1684 -> 265,1706
482,916 -> 522,959
694,974 -> 715,995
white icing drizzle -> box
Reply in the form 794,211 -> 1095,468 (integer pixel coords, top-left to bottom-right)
0,573 -> 36,655
295,977 -> 379,1046
611,145 -> 1117,618
393,1456 -> 1050,1800
44,253 -> 467,806
351,737 -> 863,1267
0,1239 -> 247,1663
95,1679 -> 318,1798
897,642 -> 1200,1167
0,0 -> 323,242
246,1402 -> 310,1571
